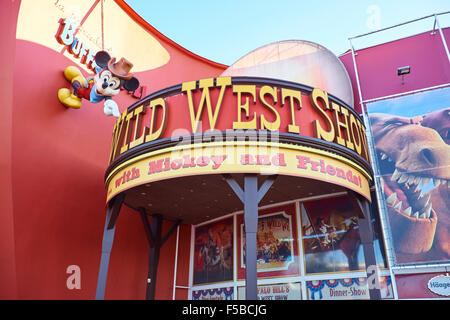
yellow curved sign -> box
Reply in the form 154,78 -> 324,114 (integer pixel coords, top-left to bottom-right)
105,141 -> 372,203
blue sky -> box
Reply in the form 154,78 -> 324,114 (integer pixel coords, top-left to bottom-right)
367,86 -> 450,117
126,0 -> 450,66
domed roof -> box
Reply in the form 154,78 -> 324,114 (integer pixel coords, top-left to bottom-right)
221,40 -> 354,108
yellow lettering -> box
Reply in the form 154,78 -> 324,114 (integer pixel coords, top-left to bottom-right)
120,111 -> 135,154
232,84 -> 257,129
129,105 -> 147,149
260,85 -> 280,131
330,102 -> 354,150
349,113 -> 362,155
281,88 -> 301,134
310,88 -> 335,142
182,77 -> 231,133
358,121 -> 370,162
145,97 -> 168,143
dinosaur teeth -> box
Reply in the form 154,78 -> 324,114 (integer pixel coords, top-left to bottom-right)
391,169 -> 401,182
407,175 -> 416,185
414,176 -> 421,185
433,178 -> 441,187
398,173 -> 409,184
386,192 -> 397,205
420,203 -> 432,219
403,207 -> 412,216
414,193 -> 431,210
386,167 -> 442,220
379,152 -> 394,162
421,177 -> 431,187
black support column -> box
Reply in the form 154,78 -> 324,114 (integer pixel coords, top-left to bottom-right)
224,174 -> 277,300
139,209 -> 181,300
347,190 -> 382,300
95,193 -> 125,300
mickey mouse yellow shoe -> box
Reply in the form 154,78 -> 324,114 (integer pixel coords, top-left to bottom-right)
63,66 -> 86,86
58,88 -> 82,109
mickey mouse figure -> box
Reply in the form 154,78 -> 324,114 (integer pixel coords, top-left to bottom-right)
58,51 -> 140,117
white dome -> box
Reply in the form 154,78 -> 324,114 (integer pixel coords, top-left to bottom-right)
221,40 -> 354,108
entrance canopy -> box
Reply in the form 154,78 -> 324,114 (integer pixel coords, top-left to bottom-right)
117,172 -> 349,225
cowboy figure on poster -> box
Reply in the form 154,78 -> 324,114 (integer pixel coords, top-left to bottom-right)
193,218 -> 233,285
241,212 -> 294,272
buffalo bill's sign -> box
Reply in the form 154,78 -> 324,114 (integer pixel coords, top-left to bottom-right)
237,282 -> 302,300
107,77 -> 370,165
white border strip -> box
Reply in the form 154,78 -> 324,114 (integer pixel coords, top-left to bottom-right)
362,83 -> 450,105
349,11 -> 450,40
172,225 -> 180,300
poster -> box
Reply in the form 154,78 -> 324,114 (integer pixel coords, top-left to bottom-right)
241,212 -> 294,271
366,87 -> 450,264
193,217 -> 233,285
237,282 -> 301,300
237,204 -> 299,279
302,196 -> 364,273
306,276 -> 393,300
302,195 -> 387,273
192,287 -> 234,300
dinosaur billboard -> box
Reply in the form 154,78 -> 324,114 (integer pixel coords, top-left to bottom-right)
366,87 -> 450,265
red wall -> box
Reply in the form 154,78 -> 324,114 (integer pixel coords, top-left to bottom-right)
1,0 -> 224,299
0,0 -> 21,300
340,28 -> 450,113
396,272 -> 449,299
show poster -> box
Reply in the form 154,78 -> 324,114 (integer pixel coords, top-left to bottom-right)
192,287 -> 234,300
306,276 -> 393,300
237,282 -> 301,300
193,217 -> 233,285
302,196 -> 368,273
241,212 -> 294,271
237,204 -> 299,279
366,87 -> 450,265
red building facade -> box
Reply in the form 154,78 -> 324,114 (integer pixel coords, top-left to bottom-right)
1,0 -> 449,300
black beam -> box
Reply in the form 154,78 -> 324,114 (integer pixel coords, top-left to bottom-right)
139,209 -> 182,300
146,214 -> 162,300
106,193 -> 125,230
161,219 -> 182,246
139,208 -> 155,247
95,193 -> 124,300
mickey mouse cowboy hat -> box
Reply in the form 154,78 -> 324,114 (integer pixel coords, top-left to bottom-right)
107,57 -> 134,80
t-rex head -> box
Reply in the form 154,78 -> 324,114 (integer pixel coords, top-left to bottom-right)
421,107 -> 450,144
369,113 -> 450,256
420,107 -> 450,258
